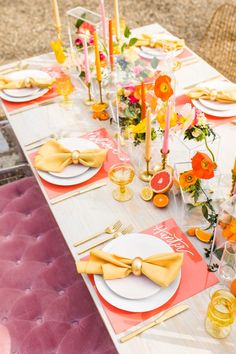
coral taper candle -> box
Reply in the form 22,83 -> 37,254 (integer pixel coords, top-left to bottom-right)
162,101 -> 170,155
52,0 -> 61,29
145,109 -> 152,161
233,182 -> 236,195
82,37 -> 90,83
233,157 -> 236,175
141,81 -> 146,120
109,20 -> 114,70
93,32 -> 102,82
114,0 -> 121,41
100,0 -> 107,45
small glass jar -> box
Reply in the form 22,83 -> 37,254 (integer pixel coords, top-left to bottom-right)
205,289 -> 236,338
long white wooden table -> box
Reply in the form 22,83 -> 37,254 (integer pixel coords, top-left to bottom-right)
1,23 -> 236,354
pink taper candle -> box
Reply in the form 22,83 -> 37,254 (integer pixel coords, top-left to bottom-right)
100,0 -> 107,45
162,101 -> 170,155
82,37 -> 90,83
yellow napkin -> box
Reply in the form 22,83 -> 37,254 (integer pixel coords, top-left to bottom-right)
34,139 -> 107,172
0,75 -> 55,90
135,34 -> 185,51
187,86 -> 236,103
77,249 -> 183,287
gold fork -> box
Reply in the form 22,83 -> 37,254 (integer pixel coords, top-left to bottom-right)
77,224 -> 133,255
74,220 -> 122,247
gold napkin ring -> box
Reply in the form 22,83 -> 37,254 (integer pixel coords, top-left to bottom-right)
24,77 -> 32,88
71,150 -> 80,164
132,257 -> 143,276
210,89 -> 218,101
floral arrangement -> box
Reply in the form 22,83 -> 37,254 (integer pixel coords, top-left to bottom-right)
179,151 -> 217,230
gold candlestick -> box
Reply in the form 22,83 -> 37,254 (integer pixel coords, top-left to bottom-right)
161,149 -> 169,170
84,82 -> 95,106
98,80 -> 104,104
55,24 -> 62,42
139,158 -> 154,182
230,170 -> 236,196
153,149 -> 173,174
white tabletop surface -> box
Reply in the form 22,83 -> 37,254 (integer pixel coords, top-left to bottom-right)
1,23 -> 236,354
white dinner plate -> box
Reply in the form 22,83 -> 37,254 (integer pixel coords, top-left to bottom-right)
49,138 -> 99,178
198,81 -> 236,112
103,233 -> 174,300
94,234 -> 181,312
192,98 -> 236,118
36,139 -> 103,186
0,69 -> 50,102
138,34 -> 183,59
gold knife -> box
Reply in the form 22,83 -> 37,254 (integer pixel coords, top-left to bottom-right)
119,303 -> 189,343
183,75 -> 222,90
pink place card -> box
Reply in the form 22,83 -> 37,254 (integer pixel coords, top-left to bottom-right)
88,218 -> 218,334
29,128 -> 121,200
1,66 -> 64,113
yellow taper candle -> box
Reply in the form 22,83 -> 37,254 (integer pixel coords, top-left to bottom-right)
114,0 -> 121,41
52,0 -> 61,29
145,109 -> 151,161
93,32 -> 102,82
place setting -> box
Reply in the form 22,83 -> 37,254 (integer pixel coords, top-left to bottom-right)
0,69 -> 55,103
75,218 -> 219,339
187,79 -> 236,118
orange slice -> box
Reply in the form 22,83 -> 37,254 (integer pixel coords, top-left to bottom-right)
230,279 -> 236,296
229,233 -> 236,241
195,228 -> 212,243
140,187 -> 153,201
153,194 -> 169,208
187,228 -> 196,236
222,227 -> 233,239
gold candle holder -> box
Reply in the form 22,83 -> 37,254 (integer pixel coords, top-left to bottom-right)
161,149 -> 169,170
55,24 -> 62,42
139,158 -> 154,182
84,82 -> 95,106
98,80 -> 104,104
153,149 -> 173,174
230,170 -> 236,196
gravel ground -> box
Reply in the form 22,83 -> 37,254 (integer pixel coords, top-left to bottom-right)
0,0 -> 231,64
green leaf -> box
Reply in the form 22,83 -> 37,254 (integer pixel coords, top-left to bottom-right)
121,43 -> 127,52
129,37 -> 138,46
124,26 -> 131,38
75,13 -> 86,28
202,204 -> 208,220
151,57 -> 159,69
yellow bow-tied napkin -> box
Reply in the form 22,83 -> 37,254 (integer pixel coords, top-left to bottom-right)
187,86 -> 236,103
0,75 -> 55,90
135,34 -> 185,51
34,139 -> 107,173
77,249 -> 183,287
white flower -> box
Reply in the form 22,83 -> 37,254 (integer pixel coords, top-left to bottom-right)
178,103 -> 196,133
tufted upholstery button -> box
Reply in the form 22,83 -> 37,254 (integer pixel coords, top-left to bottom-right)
59,290 -> 65,296
16,259 -> 21,265
25,287 -> 32,294
1,316 -> 8,324
36,317 -> 43,325
71,320 -> 79,327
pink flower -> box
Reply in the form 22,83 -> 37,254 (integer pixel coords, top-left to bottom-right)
99,52 -> 106,61
128,95 -> 139,104
133,65 -> 143,75
89,37 -> 94,45
75,38 -> 83,46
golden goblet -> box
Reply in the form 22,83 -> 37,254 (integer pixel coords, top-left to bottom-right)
56,75 -> 74,106
108,163 -> 135,202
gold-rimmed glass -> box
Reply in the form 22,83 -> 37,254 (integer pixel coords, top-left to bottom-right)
108,163 -> 135,202
56,75 -> 74,106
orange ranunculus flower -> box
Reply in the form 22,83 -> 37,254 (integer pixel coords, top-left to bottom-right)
191,152 -> 215,179
179,170 -> 198,189
154,75 -> 173,101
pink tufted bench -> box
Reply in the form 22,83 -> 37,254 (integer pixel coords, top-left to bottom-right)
0,177 -> 117,354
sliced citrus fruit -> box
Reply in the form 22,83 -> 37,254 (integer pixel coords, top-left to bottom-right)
140,187 -> 153,201
187,228 -> 196,236
150,170 -> 173,194
195,228 -> 212,243
222,227 -> 233,239
229,233 -> 236,241
230,279 -> 236,296
153,193 -> 169,208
